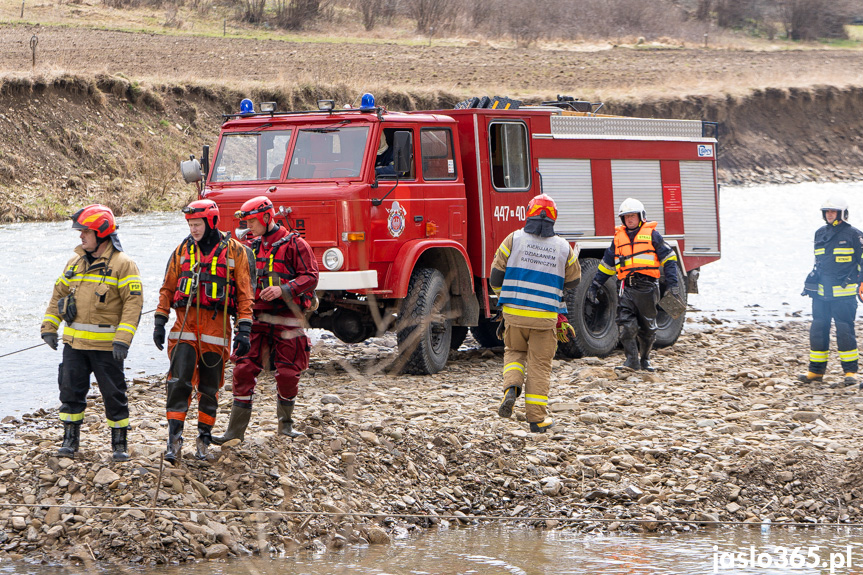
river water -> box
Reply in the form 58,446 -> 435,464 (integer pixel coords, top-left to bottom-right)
2,182 -> 863,573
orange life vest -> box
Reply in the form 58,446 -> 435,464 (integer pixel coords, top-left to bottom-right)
172,236 -> 239,313
613,221 -> 660,279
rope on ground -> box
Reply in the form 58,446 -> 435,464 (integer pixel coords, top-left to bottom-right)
0,309 -> 157,359
0,502 -> 860,528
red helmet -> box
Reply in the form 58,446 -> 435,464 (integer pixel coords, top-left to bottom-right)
182,199 -> 219,228
527,194 -> 558,222
71,204 -> 116,238
236,196 -> 275,226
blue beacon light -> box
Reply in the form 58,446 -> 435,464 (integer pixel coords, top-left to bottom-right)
240,99 -> 255,114
360,93 -> 375,110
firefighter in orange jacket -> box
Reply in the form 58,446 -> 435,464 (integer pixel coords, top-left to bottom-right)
587,198 -> 679,371
41,205 -> 143,461
213,196 -> 319,445
154,200 -> 254,462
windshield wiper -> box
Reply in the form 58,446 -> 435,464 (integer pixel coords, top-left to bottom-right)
303,120 -> 351,133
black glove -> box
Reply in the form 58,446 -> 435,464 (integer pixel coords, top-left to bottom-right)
233,321 -> 251,357
669,283 -> 681,298
41,332 -> 58,350
112,342 -> 129,362
586,281 -> 601,304
801,269 -> 819,298
153,315 -> 167,351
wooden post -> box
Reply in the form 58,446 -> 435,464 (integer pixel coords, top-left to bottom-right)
20,0 -> 24,18
223,18 -> 226,36
30,35 -> 37,70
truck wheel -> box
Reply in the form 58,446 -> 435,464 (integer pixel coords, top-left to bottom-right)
559,258 -> 619,358
470,314 -> 503,348
397,268 -> 452,374
655,263 -> 687,348
450,326 -> 468,350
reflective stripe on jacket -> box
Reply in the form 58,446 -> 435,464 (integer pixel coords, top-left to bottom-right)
613,221 -> 660,279
171,236 -> 241,313
813,220 -> 863,300
41,244 -> 143,351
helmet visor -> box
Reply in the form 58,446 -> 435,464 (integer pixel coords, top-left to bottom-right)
235,204 -> 271,220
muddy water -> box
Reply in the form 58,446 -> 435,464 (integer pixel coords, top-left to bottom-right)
1,181 -> 862,419
3,524 -> 863,574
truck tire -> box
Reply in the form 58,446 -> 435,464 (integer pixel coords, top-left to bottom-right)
559,258 -> 619,358
655,263 -> 687,348
397,268 -> 452,374
450,326 -> 468,350
470,314 -> 503,348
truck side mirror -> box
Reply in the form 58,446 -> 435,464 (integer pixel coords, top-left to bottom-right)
393,131 -> 412,176
180,158 -> 202,183
202,145 -> 210,180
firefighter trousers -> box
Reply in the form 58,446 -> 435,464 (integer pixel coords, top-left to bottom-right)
58,345 -> 129,427
617,282 -> 659,345
808,296 -> 858,374
232,324 -> 310,404
165,341 -> 224,427
502,325 -> 557,423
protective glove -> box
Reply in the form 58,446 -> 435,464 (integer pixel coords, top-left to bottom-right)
801,269 -> 819,298
495,314 -> 505,341
586,281 -> 601,304
153,315 -> 167,351
233,321 -> 252,357
669,283 -> 681,298
41,332 -> 58,350
556,313 -> 576,343
112,342 -> 129,362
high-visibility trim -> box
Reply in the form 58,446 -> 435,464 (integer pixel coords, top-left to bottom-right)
198,411 -> 216,426
233,394 -> 253,401
117,323 -> 137,335
63,325 -> 116,341
817,283 -> 859,297
69,274 -> 119,286
504,362 -> 525,374
814,248 -> 825,256
106,418 -> 129,428
809,350 -> 829,362
166,411 -> 187,421
59,411 -> 85,422
69,322 -> 116,332
598,261 -> 615,275
833,247 -> 854,254
43,314 -> 61,327
839,349 -> 859,361
118,275 -> 142,288
525,393 -> 548,405
567,253 -> 577,266
168,331 -> 230,347
57,275 -> 70,287
836,256 -> 853,263
502,305 -> 558,320
498,243 -> 511,257
491,285 -> 501,295
661,253 -> 678,264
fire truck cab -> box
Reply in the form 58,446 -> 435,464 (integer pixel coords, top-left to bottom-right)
181,95 -> 720,375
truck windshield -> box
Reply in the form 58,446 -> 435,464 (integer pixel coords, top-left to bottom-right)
211,130 -> 292,182
287,126 -> 369,179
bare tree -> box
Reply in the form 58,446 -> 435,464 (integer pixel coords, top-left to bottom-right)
776,0 -> 850,40
275,0 -> 331,29
405,0 -> 458,34
356,0 -> 383,30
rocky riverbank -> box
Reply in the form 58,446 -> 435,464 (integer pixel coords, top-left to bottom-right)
2,319 -> 863,566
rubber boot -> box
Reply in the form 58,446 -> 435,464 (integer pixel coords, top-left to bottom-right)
164,419 -> 184,464
211,402 -> 252,446
797,372 -> 824,384
277,400 -> 305,439
498,386 -> 518,418
639,335 -> 656,372
111,427 -> 129,462
618,337 -> 641,371
195,423 -> 213,460
529,417 -> 554,433
57,422 -> 80,458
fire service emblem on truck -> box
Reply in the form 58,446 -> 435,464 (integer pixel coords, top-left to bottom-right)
387,201 -> 407,238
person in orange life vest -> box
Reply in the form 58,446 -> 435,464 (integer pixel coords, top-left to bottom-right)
489,194 -> 581,434
587,198 -> 679,372
153,200 -> 254,462
41,205 -> 143,461
212,196 -> 319,445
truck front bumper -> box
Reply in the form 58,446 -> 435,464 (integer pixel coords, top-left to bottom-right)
316,271 -> 379,291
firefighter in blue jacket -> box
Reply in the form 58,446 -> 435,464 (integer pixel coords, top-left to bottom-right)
799,197 -> 863,387
587,198 -> 679,371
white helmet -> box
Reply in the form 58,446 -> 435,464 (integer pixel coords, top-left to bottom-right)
618,198 -> 646,224
821,197 -> 849,222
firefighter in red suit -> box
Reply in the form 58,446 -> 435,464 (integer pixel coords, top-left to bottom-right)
154,200 -> 254,462
213,196 -> 319,444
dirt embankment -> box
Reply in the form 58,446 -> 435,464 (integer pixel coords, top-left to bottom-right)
2,322 -> 863,566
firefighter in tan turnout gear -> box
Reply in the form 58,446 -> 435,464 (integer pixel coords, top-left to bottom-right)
490,194 -> 580,433
154,200 -> 254,462
41,205 -> 143,461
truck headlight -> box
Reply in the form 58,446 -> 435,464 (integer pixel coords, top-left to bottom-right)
322,248 -> 344,271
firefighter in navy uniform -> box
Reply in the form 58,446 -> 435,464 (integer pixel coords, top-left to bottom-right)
587,198 -> 680,371
799,197 -> 863,388
212,196 -> 319,445
41,205 -> 143,461
490,194 -> 581,434
154,200 -> 254,462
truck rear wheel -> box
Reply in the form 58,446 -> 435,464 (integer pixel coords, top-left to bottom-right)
559,258 -> 619,358
470,314 -> 503,348
655,263 -> 687,348
397,268 -> 452,374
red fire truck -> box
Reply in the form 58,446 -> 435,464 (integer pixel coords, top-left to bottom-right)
180,95 -> 720,374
